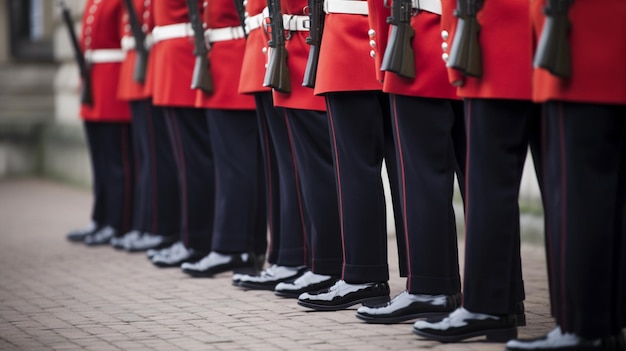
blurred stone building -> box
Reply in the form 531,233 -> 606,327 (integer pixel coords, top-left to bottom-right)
1,0 -> 90,186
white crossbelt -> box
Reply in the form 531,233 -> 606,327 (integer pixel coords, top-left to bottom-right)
412,0 -> 441,15
324,0 -> 368,15
245,8 -> 268,33
204,26 -> 246,43
120,34 -> 154,51
282,14 -> 310,31
84,49 -> 126,63
151,23 -> 193,43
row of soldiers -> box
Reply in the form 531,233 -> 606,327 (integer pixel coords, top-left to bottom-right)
63,0 -> 626,349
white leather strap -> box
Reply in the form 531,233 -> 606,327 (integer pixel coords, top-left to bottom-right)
151,23 -> 193,43
245,8 -> 267,33
283,14 -> 310,31
121,36 -> 135,51
85,49 -> 126,63
411,0 -> 441,15
324,0 -> 368,15
204,26 -> 246,43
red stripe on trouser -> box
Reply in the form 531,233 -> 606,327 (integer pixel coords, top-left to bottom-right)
326,95 -> 347,280
283,110 -> 308,266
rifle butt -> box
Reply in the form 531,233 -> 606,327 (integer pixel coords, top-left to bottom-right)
80,75 -> 94,106
447,17 -> 482,77
534,16 -> 571,78
381,25 -> 415,79
191,55 -> 213,93
133,50 -> 148,83
302,45 -> 319,88
263,46 -> 291,93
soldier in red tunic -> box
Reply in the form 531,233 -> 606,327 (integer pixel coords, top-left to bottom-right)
354,0 -> 466,324
413,0 -> 541,343
66,0 -> 135,247
296,0 -> 405,311
506,1 -> 626,350
143,0 -> 214,267
179,0 -> 268,277
237,0 -> 343,294
114,0 -> 179,253
229,0 -> 312,289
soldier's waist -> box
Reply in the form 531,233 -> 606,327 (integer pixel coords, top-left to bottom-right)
412,0 -> 441,15
204,26 -> 246,43
152,23 -> 193,44
324,0 -> 368,15
84,49 -> 125,63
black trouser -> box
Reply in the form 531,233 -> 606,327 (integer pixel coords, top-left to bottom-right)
84,121 -> 134,233
325,90 -> 404,284
255,93 -> 308,266
462,98 -> 542,315
543,101 -> 626,338
129,100 -> 180,237
204,108 -> 267,256
389,94 -> 464,295
163,107 -> 214,252
285,107 -> 343,276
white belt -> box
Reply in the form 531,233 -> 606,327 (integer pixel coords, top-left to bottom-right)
283,14 -> 310,31
152,23 -> 193,43
204,26 -> 246,43
121,36 -> 135,51
412,0 -> 441,15
324,0 -> 368,15
245,8 -> 268,33
121,34 -> 155,51
85,49 -> 126,63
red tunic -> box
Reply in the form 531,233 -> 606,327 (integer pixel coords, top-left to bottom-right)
238,0 -> 271,94
272,0 -> 327,111
147,0 -> 200,107
79,0 -> 131,122
117,0 -> 154,101
195,0 -> 255,109
442,0 -> 533,100
368,0 -> 458,100
314,3 -> 383,95
531,0 -> 626,105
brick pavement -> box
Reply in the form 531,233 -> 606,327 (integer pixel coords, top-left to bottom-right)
0,178 -> 555,351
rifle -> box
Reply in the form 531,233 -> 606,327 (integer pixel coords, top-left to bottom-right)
263,0 -> 291,93
59,1 -> 93,106
122,0 -> 149,83
302,0 -> 324,88
380,0 -> 415,79
447,0 -> 483,77
185,0 -> 213,93
233,0 -> 248,39
533,0 -> 572,78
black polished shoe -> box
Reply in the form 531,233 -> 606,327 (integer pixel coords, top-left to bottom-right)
506,327 -> 626,351
274,271 -> 339,298
151,242 -> 206,268
412,307 -> 518,343
356,291 -> 461,324
84,226 -> 116,246
297,280 -> 390,311
66,222 -> 99,242
111,230 -> 140,250
124,232 -> 177,252
238,265 -> 308,290
181,252 -> 255,277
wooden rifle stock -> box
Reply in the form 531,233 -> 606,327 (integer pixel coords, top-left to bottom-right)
122,0 -> 149,83
302,0 -> 324,88
59,1 -> 93,106
263,0 -> 291,93
534,0 -> 572,78
186,0 -> 213,93
380,0 -> 415,79
447,0 -> 483,77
